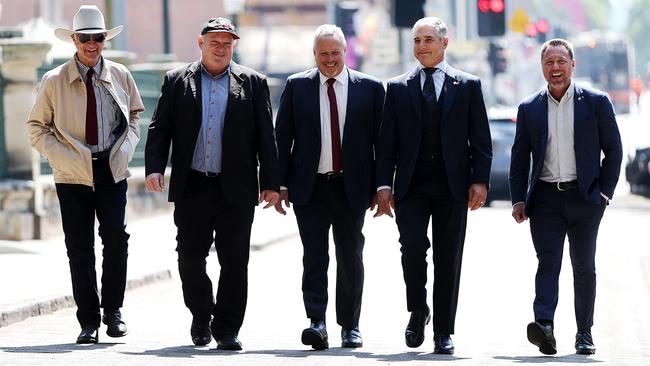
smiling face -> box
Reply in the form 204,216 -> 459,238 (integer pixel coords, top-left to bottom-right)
199,32 -> 236,75
72,33 -> 105,67
314,35 -> 346,78
413,24 -> 447,68
541,45 -> 575,99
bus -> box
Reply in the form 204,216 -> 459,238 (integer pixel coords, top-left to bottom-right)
571,30 -> 634,114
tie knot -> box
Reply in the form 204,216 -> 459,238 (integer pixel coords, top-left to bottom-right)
423,67 -> 437,76
86,68 -> 94,81
327,78 -> 336,87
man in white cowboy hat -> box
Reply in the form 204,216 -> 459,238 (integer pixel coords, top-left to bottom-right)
26,5 -> 143,344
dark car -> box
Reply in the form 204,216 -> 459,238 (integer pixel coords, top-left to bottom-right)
626,146 -> 650,197
486,107 -> 517,205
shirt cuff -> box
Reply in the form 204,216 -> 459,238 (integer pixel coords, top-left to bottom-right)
280,186 -> 287,191
377,185 -> 391,192
512,201 -> 525,208
600,192 -> 610,202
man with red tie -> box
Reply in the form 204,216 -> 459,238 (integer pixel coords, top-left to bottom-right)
26,5 -> 143,344
274,24 -> 385,350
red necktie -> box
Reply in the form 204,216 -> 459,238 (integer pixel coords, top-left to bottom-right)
85,68 -> 98,145
326,78 -> 342,173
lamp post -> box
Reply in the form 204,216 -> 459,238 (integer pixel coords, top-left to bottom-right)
223,0 -> 245,63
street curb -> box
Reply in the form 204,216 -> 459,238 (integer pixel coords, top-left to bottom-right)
0,270 -> 172,328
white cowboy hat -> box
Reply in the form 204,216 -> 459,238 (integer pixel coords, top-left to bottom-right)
54,5 -> 123,43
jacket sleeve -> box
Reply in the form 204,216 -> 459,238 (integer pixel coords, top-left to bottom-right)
144,72 -> 174,175
375,81 -> 398,189
26,74 -> 58,158
468,78 -> 493,186
254,75 -> 279,192
596,94 -> 623,199
122,70 -> 143,160
509,104 -> 532,204
274,78 -> 295,188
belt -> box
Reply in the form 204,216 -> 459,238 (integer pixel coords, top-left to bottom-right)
91,150 -> 110,160
317,172 -> 343,181
538,180 -> 578,191
190,169 -> 219,178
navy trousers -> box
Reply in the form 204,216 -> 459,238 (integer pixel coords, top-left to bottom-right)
528,183 -> 606,331
55,157 -> 129,328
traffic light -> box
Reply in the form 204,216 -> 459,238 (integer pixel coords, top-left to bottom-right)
488,42 -> 507,74
535,19 -> 549,43
392,0 -> 425,28
477,0 -> 506,37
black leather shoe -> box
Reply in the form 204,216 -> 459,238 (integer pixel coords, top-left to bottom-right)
301,319 -> 329,350
216,334 -> 243,350
190,318 -> 212,346
405,304 -> 431,348
102,309 -> 128,337
341,327 -> 363,348
575,330 -> 596,355
527,321 -> 557,355
434,334 -> 455,354
76,325 -> 99,344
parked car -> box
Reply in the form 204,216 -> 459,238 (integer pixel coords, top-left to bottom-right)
626,146 -> 650,197
486,107 -> 517,205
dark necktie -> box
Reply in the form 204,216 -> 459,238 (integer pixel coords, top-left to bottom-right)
326,78 -> 342,173
422,67 -> 437,107
85,68 -> 98,145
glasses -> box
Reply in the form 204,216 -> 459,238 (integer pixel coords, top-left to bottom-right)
76,33 -> 106,44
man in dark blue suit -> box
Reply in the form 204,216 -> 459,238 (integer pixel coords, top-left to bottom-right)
274,24 -> 385,350
509,39 -> 622,356
375,17 -> 492,354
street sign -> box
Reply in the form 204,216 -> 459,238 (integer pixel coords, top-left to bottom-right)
509,8 -> 529,33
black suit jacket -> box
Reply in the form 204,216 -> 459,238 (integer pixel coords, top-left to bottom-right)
275,68 -> 385,210
145,61 -> 279,205
376,65 -> 492,201
509,85 -> 622,211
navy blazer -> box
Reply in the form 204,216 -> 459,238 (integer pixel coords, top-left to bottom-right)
376,65 -> 492,202
509,84 -> 623,210
275,67 -> 385,210
145,61 -> 279,204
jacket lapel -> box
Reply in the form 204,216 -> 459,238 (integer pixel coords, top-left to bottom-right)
535,90 -> 549,155
308,69 -> 322,142
224,62 -> 244,125
441,66 -> 459,121
342,68 -> 358,149
406,67 -> 423,125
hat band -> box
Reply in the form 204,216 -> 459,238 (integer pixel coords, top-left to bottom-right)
74,27 -> 106,32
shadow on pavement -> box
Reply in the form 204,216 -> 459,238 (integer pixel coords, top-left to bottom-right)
1,342 -> 120,354
495,355 -> 604,363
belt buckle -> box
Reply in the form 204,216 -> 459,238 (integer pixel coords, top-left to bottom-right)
557,181 -> 567,191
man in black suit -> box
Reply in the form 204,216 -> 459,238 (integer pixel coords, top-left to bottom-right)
375,17 -> 492,354
274,24 -> 385,350
144,18 -> 279,350
509,39 -> 622,356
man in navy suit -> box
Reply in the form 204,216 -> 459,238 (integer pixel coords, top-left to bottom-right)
375,17 -> 492,354
274,24 -> 385,350
509,38 -> 622,356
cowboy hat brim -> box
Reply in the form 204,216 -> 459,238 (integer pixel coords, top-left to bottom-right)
54,25 -> 123,43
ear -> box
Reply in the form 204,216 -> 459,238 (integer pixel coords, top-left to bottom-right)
197,35 -> 203,49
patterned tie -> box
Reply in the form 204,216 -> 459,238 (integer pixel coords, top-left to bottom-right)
85,68 -> 98,145
326,78 -> 342,173
422,67 -> 437,107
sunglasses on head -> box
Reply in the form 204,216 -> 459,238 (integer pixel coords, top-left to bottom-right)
76,33 -> 106,43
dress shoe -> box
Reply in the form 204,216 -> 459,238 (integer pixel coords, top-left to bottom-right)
527,321 -> 557,355
190,318 -> 212,346
102,309 -> 128,337
216,334 -> 243,350
575,330 -> 596,355
341,327 -> 363,348
405,304 -> 431,348
434,334 -> 455,355
76,325 -> 99,344
301,319 -> 329,350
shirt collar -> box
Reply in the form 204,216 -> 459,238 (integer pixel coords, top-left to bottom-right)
419,59 -> 448,75
201,62 -> 230,79
547,79 -> 575,104
319,67 -> 349,86
75,55 -> 103,80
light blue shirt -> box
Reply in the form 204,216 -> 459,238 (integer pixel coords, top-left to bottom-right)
419,59 -> 447,100
76,56 -> 121,153
191,64 -> 229,173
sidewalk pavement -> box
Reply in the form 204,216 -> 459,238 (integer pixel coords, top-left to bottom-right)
0,205 -> 299,328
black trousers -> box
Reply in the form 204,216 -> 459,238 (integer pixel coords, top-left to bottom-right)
293,175 -> 365,329
394,162 -> 467,335
55,157 -> 129,328
173,171 -> 254,338
528,183 -> 606,331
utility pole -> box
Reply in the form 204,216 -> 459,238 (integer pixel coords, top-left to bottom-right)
162,0 -> 171,54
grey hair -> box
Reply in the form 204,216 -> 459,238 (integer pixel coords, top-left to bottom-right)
540,38 -> 575,60
313,24 -> 347,49
412,17 -> 448,39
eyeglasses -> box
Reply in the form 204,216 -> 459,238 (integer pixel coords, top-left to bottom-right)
76,33 -> 106,44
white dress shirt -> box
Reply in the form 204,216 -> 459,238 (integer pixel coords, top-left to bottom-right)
540,80 -> 577,183
317,67 -> 348,174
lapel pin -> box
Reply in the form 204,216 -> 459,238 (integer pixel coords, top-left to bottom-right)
453,80 -> 459,85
